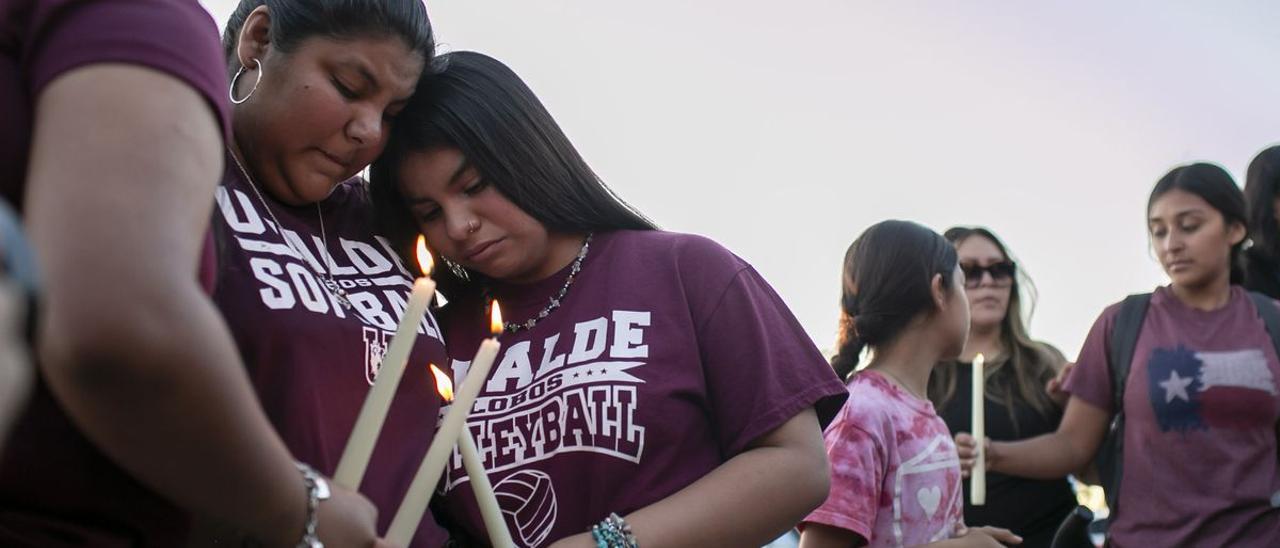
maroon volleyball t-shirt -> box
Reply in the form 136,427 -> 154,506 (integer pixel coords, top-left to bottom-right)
212,161 -> 450,547
434,230 -> 847,548
0,1 -> 230,545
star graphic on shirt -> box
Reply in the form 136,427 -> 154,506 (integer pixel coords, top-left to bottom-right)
1160,370 -> 1194,403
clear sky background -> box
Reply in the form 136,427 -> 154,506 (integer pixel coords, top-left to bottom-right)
203,1 -> 1280,358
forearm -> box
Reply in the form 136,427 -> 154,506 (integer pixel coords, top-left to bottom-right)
559,410 -> 829,548
990,396 -> 1108,481
628,444 -> 827,546
989,431 -> 1087,480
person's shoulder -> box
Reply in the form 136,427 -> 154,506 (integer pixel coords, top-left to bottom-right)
836,373 -> 899,423
326,176 -> 373,209
610,229 -> 736,256
1095,292 -> 1149,327
604,229 -> 747,274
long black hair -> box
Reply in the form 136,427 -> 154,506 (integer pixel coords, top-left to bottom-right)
1148,162 -> 1248,284
1245,146 -> 1280,263
221,0 -> 434,75
370,51 -> 656,292
831,220 -> 958,380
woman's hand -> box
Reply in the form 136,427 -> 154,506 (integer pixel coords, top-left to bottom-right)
316,481 -> 396,548
1045,362 -> 1076,406
952,525 -> 1022,547
953,433 -> 996,478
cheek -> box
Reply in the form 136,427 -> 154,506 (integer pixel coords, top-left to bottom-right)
283,85 -> 347,137
422,225 -> 455,255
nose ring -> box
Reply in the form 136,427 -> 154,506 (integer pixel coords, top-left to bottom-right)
467,220 -> 480,234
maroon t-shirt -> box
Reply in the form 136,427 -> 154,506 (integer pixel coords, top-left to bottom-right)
1066,286 -> 1280,546
0,1 -> 230,546
212,162 -> 451,547
434,230 -> 847,547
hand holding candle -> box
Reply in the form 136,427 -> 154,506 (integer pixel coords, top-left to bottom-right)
970,352 -> 986,506
334,236 -> 435,489
388,302 -> 505,546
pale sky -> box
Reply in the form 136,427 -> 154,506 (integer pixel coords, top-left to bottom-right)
203,0 -> 1280,358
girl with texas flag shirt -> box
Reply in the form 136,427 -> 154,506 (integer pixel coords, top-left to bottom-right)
963,163 -> 1280,546
370,51 -> 847,548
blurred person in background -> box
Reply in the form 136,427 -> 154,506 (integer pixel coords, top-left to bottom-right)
930,226 -> 1074,548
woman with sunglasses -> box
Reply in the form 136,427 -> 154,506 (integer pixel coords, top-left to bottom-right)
928,227 -> 1073,548
959,163 -> 1280,546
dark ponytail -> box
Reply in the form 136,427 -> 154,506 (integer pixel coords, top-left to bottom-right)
1148,162 -> 1248,284
832,220 -> 958,380
831,297 -> 866,380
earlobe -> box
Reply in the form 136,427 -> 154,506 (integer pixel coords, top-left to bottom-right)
931,273 -> 946,309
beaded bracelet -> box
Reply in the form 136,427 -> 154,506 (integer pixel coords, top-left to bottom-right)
588,513 -> 638,548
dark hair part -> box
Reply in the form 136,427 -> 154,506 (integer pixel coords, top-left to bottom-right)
831,220 -> 958,380
221,0 -> 434,76
1245,145 -> 1280,264
928,227 -> 1065,433
1148,162 -> 1248,284
370,51 -> 656,292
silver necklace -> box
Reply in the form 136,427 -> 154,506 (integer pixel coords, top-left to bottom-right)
228,150 -> 353,310
502,233 -> 593,333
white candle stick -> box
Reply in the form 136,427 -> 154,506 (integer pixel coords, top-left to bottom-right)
334,236 -> 435,489
460,432 -> 514,548
388,303 -> 504,545
970,353 -> 986,506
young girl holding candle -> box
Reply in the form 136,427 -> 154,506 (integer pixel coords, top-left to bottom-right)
961,163 -> 1280,545
369,51 -> 847,548
798,220 -> 1021,548
929,227 -> 1074,548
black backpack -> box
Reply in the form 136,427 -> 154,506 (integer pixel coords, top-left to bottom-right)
1098,290 -> 1280,520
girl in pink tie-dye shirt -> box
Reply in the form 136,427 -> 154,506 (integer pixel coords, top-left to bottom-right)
801,220 -> 1022,548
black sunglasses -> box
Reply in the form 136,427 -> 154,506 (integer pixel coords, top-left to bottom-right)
960,261 -> 1016,288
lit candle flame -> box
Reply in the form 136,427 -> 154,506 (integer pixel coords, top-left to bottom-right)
429,364 -> 453,402
415,235 -> 434,277
490,300 -> 504,335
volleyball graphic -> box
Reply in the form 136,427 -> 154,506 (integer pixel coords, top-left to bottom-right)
494,470 -> 558,547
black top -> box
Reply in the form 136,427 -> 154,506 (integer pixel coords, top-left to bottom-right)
936,361 -> 1077,548
1242,249 -> 1280,301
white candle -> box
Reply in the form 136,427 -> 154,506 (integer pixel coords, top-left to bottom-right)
334,236 -> 435,489
460,432 -> 514,548
388,303 -> 504,545
970,353 -> 986,506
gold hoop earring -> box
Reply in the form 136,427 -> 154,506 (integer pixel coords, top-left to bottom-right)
229,58 -> 264,105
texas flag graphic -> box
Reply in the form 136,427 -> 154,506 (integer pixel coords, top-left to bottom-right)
1146,347 -> 1279,432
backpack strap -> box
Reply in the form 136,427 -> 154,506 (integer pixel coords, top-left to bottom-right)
1099,293 -> 1151,520
1245,291 -> 1280,465
1246,291 -> 1280,360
